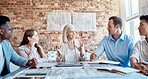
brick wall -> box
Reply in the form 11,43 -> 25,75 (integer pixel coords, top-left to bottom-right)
0,0 -> 119,59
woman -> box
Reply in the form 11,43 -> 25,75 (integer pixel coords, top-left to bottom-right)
18,29 -> 49,63
56,24 -> 85,63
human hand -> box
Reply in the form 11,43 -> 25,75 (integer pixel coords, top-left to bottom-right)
57,45 -> 62,59
90,53 -> 98,61
136,62 -> 148,75
75,41 -> 84,57
132,62 -> 141,70
137,62 -> 148,70
139,64 -> 148,75
27,58 -> 37,67
140,61 -> 148,65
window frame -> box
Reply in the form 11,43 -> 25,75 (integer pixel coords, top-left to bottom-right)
120,0 -> 140,42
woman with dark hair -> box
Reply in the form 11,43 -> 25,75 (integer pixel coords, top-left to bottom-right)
17,29 -> 49,63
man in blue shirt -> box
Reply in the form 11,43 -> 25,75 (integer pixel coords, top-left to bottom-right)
90,16 -> 134,67
0,15 -> 37,77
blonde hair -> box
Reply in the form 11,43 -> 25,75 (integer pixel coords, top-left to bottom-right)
62,24 -> 75,43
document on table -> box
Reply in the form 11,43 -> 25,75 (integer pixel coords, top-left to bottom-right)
82,60 -> 120,65
96,66 -> 140,74
46,67 -> 124,78
37,62 -> 57,68
15,69 -> 52,77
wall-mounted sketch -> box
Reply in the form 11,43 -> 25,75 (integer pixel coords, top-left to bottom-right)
72,13 -> 96,31
47,12 -> 96,31
47,12 -> 71,31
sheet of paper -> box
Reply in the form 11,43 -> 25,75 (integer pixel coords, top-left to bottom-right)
47,67 -> 122,79
82,60 -> 120,65
37,62 -> 57,68
15,69 -> 52,77
112,67 -> 140,74
95,66 -> 139,74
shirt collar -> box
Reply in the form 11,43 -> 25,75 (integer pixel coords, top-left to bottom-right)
109,35 -> 114,41
144,39 -> 148,44
120,33 -> 125,40
109,33 -> 125,41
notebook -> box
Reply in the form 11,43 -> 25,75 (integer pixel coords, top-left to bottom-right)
97,66 -> 139,74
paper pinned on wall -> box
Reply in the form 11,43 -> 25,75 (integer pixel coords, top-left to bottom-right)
72,13 -> 96,31
47,12 -> 71,31
47,12 -> 96,31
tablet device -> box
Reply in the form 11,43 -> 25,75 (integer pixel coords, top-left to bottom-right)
55,64 -> 84,67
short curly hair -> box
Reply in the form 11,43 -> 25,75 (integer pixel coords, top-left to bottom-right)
140,15 -> 148,24
0,15 -> 10,27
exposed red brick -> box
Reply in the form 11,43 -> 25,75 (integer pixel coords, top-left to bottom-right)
0,0 -> 119,58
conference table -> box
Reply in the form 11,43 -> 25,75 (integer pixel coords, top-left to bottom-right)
2,61 -> 148,79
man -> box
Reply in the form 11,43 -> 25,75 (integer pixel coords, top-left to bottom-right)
0,15 -> 37,77
130,15 -> 148,71
90,16 -> 134,67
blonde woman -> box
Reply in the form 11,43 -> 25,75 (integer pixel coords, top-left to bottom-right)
56,24 -> 85,63
17,29 -> 49,63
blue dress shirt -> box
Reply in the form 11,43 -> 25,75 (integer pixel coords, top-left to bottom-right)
0,44 -> 4,74
94,33 -> 134,67
0,40 -> 28,75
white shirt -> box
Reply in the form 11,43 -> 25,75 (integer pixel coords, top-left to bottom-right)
65,49 -> 77,63
18,45 -> 49,63
130,39 -> 148,62
0,44 -> 4,74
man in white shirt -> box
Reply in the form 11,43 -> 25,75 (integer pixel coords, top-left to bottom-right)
130,15 -> 148,75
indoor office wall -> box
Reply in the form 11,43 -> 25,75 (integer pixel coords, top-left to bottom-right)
0,0 -> 119,59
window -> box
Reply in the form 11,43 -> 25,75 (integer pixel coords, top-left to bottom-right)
126,18 -> 140,42
121,0 -> 140,42
125,0 -> 139,19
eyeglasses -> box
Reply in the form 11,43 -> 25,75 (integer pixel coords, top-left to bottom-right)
0,28 -> 14,31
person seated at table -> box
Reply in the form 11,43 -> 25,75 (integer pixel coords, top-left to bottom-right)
90,16 -> 135,67
0,15 -> 37,77
130,15 -> 148,69
56,24 -> 85,63
17,29 -> 49,63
